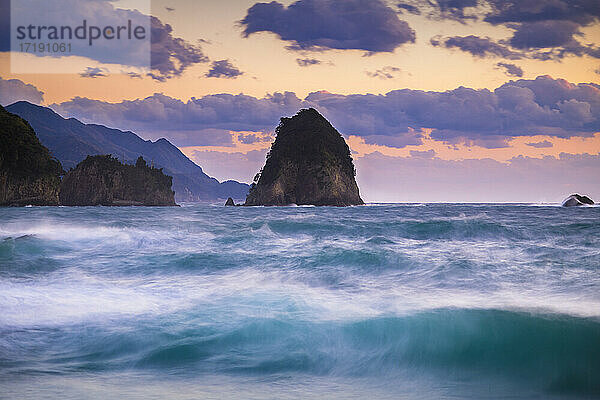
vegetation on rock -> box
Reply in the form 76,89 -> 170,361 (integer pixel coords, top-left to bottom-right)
59,155 -> 176,206
245,108 -> 363,206
0,105 -> 63,206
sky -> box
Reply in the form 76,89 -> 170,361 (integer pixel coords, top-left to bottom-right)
1,0 -> 599,202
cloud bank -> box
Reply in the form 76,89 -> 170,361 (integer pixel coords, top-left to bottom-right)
50,76 -> 600,148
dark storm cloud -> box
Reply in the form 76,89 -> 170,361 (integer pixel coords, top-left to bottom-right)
205,60 -> 244,79
240,0 -> 416,53
0,77 -> 45,106
150,16 -> 209,80
48,76 -> 600,149
497,62 -> 523,77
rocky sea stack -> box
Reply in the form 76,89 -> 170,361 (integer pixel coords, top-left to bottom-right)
0,105 -> 63,206
59,155 -> 176,206
245,108 -> 363,206
562,194 -> 595,207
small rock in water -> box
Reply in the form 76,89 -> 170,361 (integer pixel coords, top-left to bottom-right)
562,194 -> 594,207
225,197 -> 235,206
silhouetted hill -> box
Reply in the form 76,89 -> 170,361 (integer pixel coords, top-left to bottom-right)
6,102 -> 249,202
0,105 -> 63,206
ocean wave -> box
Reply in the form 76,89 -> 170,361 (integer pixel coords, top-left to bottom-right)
2,309 -> 598,396
1,204 -> 599,399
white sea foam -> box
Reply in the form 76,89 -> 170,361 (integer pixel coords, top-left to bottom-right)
1,204 -> 598,329
2,261 -> 599,329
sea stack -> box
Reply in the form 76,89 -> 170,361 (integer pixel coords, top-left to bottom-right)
59,155 -> 176,206
0,105 -> 63,206
562,194 -> 595,207
244,108 -> 363,206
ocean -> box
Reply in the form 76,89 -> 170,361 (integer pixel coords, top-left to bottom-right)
0,204 -> 599,399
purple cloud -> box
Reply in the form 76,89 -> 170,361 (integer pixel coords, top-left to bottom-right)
150,16 -> 209,80
48,76 -> 600,149
431,0 -> 600,60
80,67 -> 108,79
431,35 -> 522,59
205,60 -> 244,79
366,66 -> 401,79
240,0 -> 415,53
51,91 -> 304,146
0,77 -> 44,106
296,58 -> 322,67
509,21 -> 582,50
484,0 -> 600,26
434,0 -> 478,20
497,62 -> 524,77
397,3 -> 420,15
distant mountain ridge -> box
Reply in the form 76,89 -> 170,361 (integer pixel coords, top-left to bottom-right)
6,101 -> 249,202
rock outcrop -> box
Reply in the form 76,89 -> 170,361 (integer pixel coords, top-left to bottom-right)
59,155 -> 176,206
0,105 -> 63,206
244,108 -> 363,206
225,197 -> 235,206
562,194 -> 595,207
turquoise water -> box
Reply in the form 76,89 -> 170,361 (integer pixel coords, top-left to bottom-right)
0,204 -> 599,399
